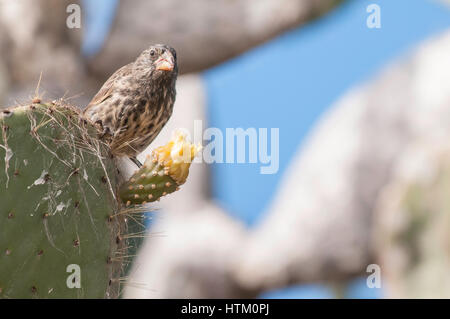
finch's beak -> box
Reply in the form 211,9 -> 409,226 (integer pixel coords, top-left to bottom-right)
155,52 -> 174,71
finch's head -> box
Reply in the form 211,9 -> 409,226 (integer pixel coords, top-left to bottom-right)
136,44 -> 178,77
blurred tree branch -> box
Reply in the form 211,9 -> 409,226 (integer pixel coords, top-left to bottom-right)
87,0 -> 343,76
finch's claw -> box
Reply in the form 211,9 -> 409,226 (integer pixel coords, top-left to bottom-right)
99,126 -> 112,140
130,157 -> 142,168
94,119 -> 103,128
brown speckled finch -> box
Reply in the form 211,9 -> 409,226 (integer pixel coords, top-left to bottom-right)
84,44 -> 178,167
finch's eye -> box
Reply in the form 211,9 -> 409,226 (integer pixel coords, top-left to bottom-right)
149,49 -> 156,57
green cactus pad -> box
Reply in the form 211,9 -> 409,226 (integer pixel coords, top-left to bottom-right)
0,101 -> 139,298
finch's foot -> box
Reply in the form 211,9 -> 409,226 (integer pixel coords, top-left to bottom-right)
94,120 -> 113,140
130,157 -> 142,168
99,127 -> 112,140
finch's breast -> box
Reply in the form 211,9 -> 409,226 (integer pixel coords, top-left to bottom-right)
109,92 -> 174,157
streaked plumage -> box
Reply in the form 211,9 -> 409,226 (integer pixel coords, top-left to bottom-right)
84,44 -> 178,162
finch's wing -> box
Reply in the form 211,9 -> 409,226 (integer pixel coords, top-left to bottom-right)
85,64 -> 132,109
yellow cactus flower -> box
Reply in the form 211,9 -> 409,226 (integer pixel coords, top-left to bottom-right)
147,130 -> 202,185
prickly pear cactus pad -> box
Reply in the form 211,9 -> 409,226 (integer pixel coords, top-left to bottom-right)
119,131 -> 201,206
0,101 -> 132,298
